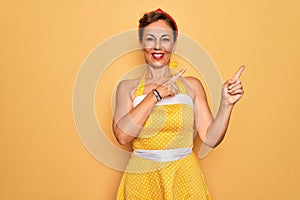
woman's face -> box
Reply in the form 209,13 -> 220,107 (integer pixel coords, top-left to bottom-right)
140,20 -> 176,68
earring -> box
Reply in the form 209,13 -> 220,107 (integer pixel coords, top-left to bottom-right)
169,61 -> 178,69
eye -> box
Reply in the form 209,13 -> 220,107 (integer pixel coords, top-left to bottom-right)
146,37 -> 154,41
162,37 -> 170,42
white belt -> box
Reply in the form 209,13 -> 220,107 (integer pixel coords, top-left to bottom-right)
133,147 -> 192,162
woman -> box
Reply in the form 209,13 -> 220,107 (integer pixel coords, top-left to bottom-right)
113,8 -> 244,199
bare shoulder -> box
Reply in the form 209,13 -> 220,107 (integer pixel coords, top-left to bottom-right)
117,79 -> 139,89
116,78 -> 140,99
184,76 -> 206,94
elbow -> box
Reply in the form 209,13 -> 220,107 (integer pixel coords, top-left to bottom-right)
116,135 -> 130,145
209,142 -> 219,149
203,141 -> 217,149
202,137 -> 223,149
113,128 -> 133,145
200,135 -> 220,149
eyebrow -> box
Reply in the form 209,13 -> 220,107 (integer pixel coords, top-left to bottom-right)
145,34 -> 171,37
145,34 -> 155,37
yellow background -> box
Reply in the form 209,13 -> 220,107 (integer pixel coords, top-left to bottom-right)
1,0 -> 300,199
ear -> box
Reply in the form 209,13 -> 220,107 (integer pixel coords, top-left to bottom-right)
172,42 -> 177,52
138,41 -> 144,51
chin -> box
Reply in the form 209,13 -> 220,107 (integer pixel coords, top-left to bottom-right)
148,61 -> 169,68
146,56 -> 171,68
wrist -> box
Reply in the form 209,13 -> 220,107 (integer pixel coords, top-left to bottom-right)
152,89 -> 162,102
221,99 -> 234,110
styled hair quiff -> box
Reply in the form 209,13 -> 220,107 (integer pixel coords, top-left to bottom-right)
138,9 -> 178,42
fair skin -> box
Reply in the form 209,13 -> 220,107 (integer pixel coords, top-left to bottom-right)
113,20 -> 245,148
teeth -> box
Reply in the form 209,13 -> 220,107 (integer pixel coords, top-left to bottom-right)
153,53 -> 163,58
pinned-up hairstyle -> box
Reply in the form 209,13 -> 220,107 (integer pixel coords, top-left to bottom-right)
138,8 -> 178,42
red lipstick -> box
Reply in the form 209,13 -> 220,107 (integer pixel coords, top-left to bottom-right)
152,53 -> 164,60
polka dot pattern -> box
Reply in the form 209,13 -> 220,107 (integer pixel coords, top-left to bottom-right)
117,65 -> 211,199
117,153 -> 211,199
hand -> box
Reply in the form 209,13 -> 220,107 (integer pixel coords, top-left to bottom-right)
156,68 -> 186,98
222,65 -> 245,105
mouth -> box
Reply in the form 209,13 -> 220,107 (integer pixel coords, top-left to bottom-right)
152,53 -> 164,60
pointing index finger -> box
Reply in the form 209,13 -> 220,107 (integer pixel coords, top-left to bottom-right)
171,68 -> 186,82
232,65 -> 246,80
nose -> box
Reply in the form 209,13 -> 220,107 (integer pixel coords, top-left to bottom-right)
154,40 -> 162,50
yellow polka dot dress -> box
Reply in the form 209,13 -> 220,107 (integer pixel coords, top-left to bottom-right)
116,66 -> 211,200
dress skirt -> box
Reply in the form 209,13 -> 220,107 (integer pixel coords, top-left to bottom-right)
116,152 -> 211,200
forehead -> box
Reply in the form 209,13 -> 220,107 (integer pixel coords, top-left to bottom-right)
143,20 -> 173,36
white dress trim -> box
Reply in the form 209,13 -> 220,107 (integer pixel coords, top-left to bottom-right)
133,94 -> 193,108
134,147 -> 192,162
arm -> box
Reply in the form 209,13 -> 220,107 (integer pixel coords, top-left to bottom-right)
190,65 -> 245,148
113,69 -> 187,145
112,80 -> 157,145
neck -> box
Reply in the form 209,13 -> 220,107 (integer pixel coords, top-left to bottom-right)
145,65 -> 172,81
